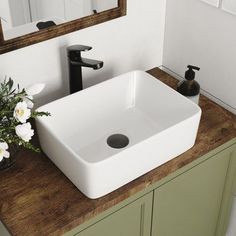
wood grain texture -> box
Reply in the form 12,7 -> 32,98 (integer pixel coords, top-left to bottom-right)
0,0 -> 127,55
0,68 -> 235,236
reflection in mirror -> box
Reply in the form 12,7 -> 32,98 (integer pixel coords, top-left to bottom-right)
0,0 -> 126,54
0,0 -> 118,40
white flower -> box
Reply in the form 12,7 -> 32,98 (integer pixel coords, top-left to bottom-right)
25,83 -> 45,96
15,123 -> 34,142
0,142 -> 10,162
24,83 -> 45,109
14,101 -> 31,123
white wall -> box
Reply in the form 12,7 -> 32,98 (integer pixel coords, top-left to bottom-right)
0,0 -> 13,30
163,0 -> 236,114
93,0 -> 118,12
30,0 -> 65,22
65,0 -> 93,21
0,0 -> 166,107
8,0 -> 31,27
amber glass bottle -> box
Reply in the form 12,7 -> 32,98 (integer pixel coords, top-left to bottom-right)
177,65 -> 200,104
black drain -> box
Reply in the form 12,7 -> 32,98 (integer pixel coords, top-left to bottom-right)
107,134 -> 129,149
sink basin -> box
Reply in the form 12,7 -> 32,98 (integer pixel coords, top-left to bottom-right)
36,70 -> 201,199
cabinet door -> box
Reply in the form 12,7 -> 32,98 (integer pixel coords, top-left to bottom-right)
152,147 -> 234,236
77,192 -> 153,236
0,221 -> 10,236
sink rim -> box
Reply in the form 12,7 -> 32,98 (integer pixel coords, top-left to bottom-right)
36,70 -> 201,166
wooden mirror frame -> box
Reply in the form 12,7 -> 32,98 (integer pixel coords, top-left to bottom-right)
0,0 -> 126,55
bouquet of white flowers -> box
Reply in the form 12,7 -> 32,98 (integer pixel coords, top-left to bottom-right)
0,78 -> 50,170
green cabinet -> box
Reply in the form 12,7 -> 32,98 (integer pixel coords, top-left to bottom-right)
76,192 -> 153,236
0,221 -> 10,236
66,141 -> 236,236
152,145 -> 235,236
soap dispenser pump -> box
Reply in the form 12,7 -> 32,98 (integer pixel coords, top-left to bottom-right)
177,65 -> 201,104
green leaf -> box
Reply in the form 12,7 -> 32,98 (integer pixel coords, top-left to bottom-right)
0,77 -> 50,154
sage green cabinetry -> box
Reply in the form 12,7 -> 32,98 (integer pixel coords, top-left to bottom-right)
66,141 -> 236,236
152,144 -> 236,236
76,192 -> 153,236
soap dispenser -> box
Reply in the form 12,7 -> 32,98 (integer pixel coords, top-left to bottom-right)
177,65 -> 201,104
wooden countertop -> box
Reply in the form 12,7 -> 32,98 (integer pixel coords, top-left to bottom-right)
0,68 -> 236,236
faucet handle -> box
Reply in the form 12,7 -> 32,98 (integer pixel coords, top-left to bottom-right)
67,45 -> 92,61
67,45 -> 92,53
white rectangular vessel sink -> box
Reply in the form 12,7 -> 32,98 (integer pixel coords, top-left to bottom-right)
36,71 -> 201,199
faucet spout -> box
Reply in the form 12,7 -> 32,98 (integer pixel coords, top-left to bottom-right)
71,58 -> 104,70
67,45 -> 104,94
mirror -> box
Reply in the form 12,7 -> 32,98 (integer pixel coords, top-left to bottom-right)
0,0 -> 126,54
1,0 -> 118,40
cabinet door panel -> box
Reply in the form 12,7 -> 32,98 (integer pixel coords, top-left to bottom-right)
152,149 -> 232,236
77,192 -> 153,236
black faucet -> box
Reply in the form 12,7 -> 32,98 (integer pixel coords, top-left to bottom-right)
67,45 -> 104,94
